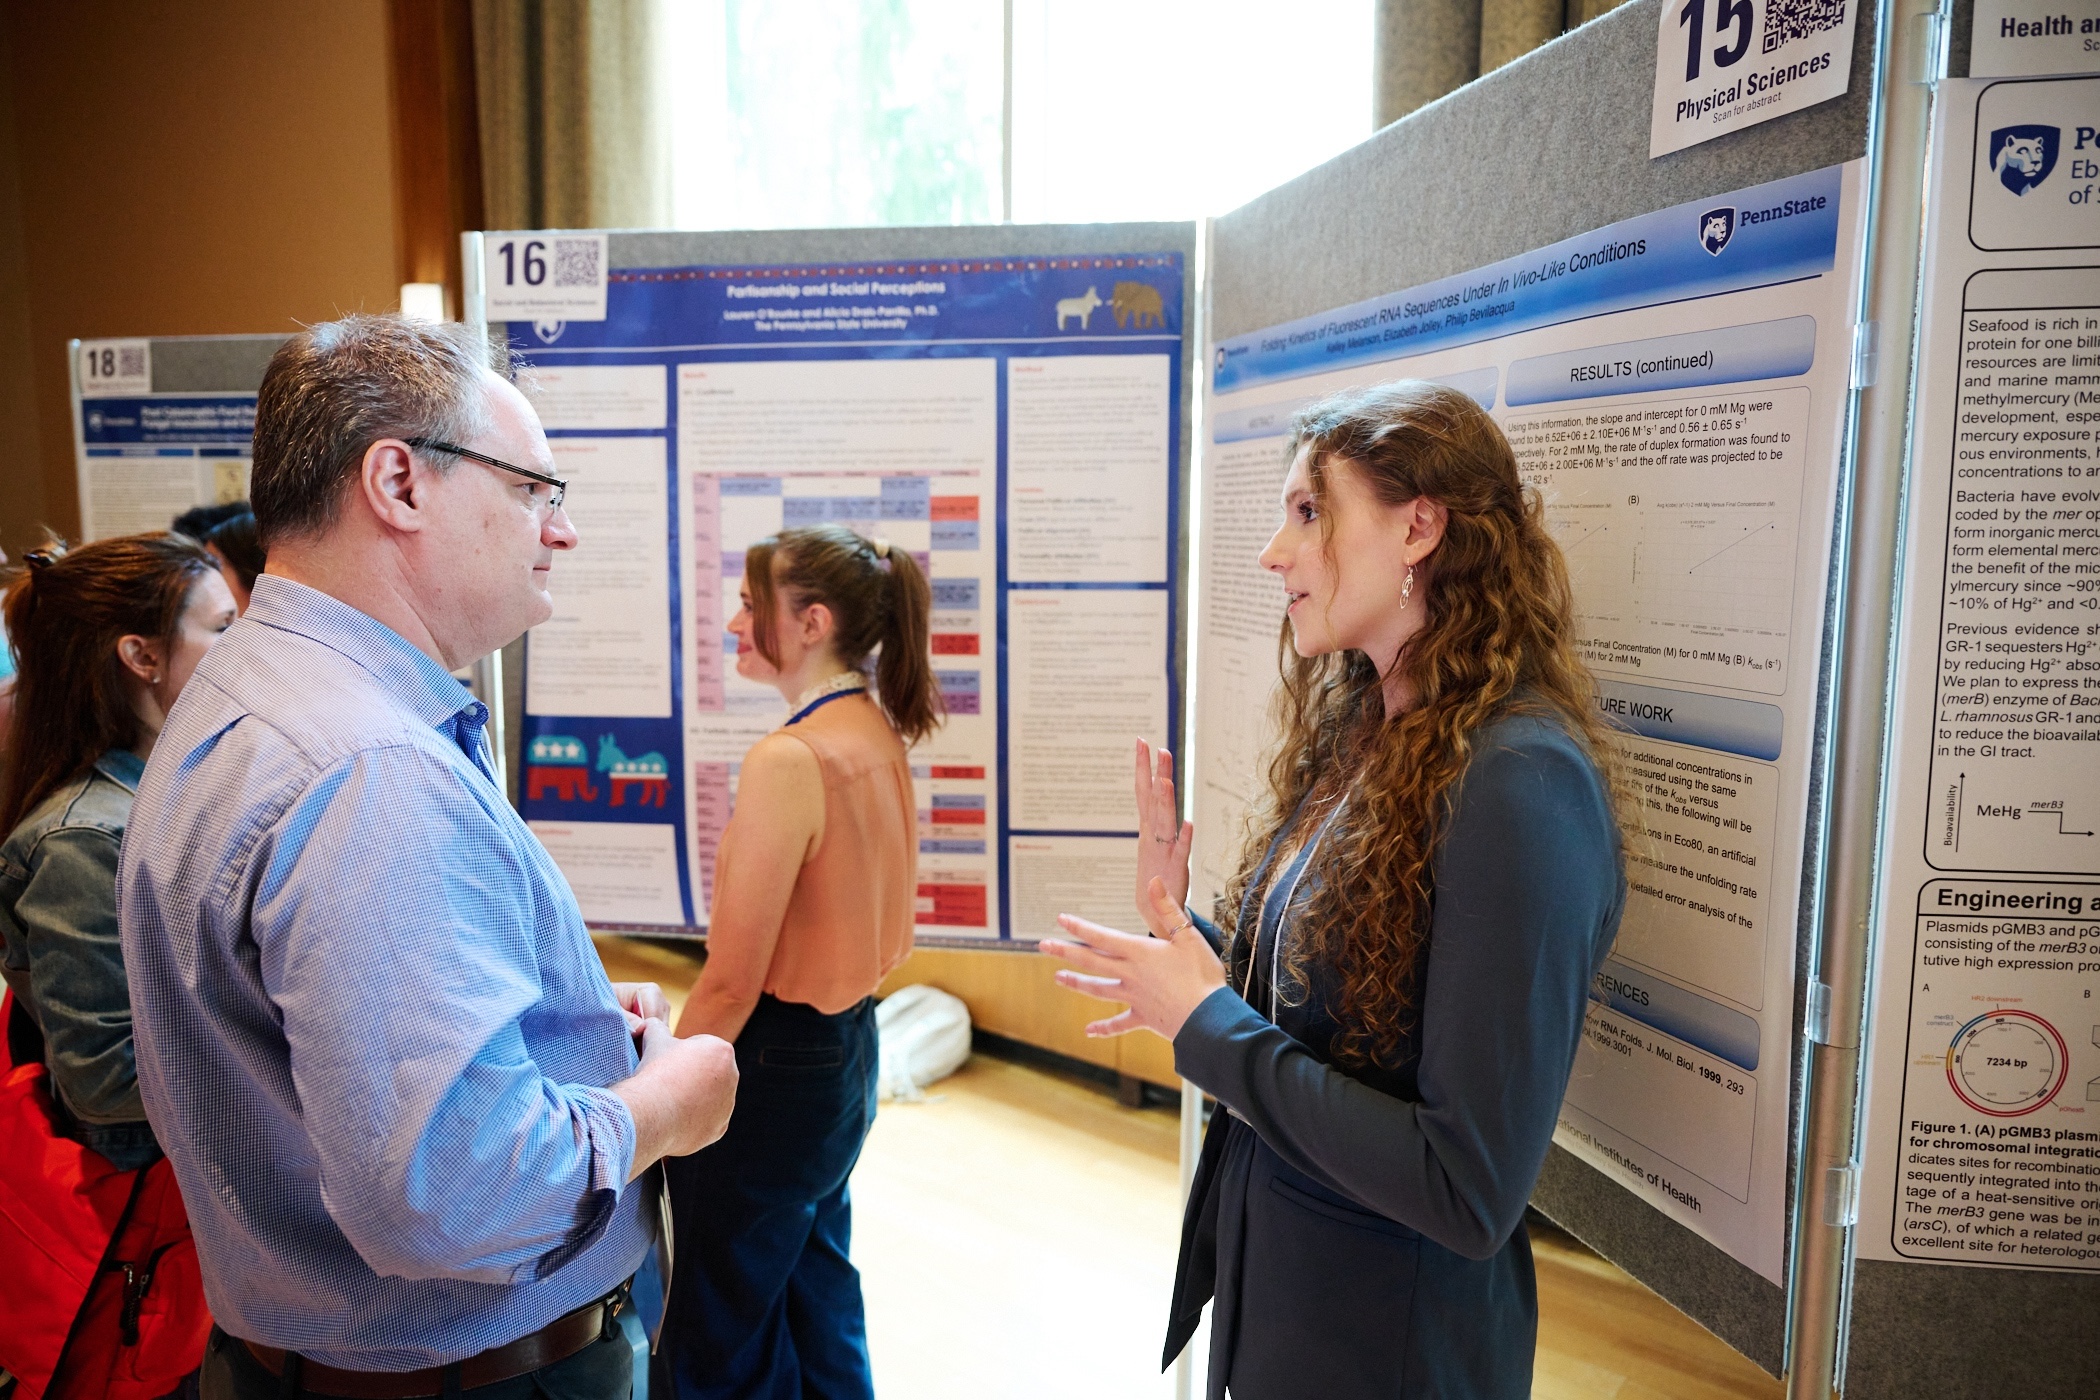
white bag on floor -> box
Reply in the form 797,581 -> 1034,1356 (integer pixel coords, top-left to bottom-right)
875,983 -> 971,1101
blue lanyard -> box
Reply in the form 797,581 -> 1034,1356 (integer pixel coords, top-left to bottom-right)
787,687 -> 865,726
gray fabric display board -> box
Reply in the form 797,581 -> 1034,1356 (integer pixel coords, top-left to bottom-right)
145,334 -> 284,396
1204,0 -> 1880,1376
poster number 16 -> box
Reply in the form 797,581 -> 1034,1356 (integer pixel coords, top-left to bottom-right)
1678,0 -> 1755,81
495,239 -> 547,288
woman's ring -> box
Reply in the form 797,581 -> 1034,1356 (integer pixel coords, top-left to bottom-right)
1168,920 -> 1193,936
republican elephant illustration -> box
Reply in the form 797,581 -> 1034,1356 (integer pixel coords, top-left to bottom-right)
525,734 -> 599,803
1110,281 -> 1164,330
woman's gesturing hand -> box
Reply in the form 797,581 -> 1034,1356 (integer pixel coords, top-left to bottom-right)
1040,876 -> 1226,1042
1134,739 -> 1193,912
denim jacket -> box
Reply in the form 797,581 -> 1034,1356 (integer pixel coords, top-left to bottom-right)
0,749 -> 161,1169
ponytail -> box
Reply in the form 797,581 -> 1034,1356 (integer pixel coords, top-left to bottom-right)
746,523 -> 946,745
870,541 -> 941,745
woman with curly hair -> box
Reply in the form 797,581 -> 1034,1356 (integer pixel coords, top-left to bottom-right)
1042,381 -> 1628,1399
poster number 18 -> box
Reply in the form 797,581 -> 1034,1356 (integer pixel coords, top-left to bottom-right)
76,338 -> 149,397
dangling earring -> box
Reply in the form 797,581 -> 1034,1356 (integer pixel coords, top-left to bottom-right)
1400,563 -> 1414,610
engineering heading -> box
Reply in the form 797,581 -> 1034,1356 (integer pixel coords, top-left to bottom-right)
1935,887 -> 2088,918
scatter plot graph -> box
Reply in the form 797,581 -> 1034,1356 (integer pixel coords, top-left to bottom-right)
1636,511 -> 1793,637
1514,386 -> 1811,693
1550,510 -> 1624,625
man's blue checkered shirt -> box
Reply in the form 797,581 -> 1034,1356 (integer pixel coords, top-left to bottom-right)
120,577 -> 650,1369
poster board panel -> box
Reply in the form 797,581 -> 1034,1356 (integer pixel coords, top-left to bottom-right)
1848,73 -> 2100,1397
497,223 -> 1196,947
69,334 -> 285,542
1196,0 -> 1882,1372
1198,157 -> 1865,1299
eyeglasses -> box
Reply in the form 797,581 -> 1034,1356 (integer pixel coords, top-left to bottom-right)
404,438 -> 568,514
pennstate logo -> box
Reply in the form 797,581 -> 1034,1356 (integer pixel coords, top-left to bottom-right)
1697,206 -> 1736,256
533,318 -> 566,343
1989,125 -> 2059,197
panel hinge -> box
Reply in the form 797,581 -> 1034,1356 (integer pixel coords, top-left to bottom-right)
1806,979 -> 1834,1043
1850,321 -> 1879,389
1824,1162 -> 1861,1227
1914,7 -> 1945,87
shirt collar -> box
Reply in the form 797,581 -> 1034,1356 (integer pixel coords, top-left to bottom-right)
244,576 -> 481,731
93,749 -> 146,792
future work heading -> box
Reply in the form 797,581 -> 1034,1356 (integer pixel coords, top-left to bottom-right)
1213,165 -> 1842,395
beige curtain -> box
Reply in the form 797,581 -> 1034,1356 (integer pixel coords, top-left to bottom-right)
1374,0 -> 1482,127
1480,0 -> 1566,73
472,0 -> 670,229
1375,0 -> 1640,125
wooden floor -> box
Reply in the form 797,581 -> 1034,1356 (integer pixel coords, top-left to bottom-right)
1529,1223 -> 1779,1400
596,936 -> 1781,1398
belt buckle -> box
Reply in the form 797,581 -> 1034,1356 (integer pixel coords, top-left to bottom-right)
597,1283 -> 628,1345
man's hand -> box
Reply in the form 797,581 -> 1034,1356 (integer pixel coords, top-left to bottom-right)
611,981 -> 673,1035
615,1019 -> 737,1177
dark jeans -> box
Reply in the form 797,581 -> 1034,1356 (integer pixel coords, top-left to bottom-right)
199,1327 -> 632,1400
657,994 -> 878,1400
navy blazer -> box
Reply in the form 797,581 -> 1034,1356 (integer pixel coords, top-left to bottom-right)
1166,711 -> 1625,1399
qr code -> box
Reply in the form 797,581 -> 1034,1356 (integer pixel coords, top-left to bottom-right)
1763,0 -> 1846,53
552,238 -> 601,288
117,345 -> 146,377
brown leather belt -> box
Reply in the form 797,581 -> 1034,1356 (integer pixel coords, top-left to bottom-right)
236,1283 -> 629,1398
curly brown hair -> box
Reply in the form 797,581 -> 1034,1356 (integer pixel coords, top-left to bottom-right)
1219,380 -> 1628,1068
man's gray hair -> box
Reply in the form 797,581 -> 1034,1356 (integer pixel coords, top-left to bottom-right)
249,314 -> 499,546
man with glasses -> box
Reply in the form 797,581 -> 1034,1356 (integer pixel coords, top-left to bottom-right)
119,314 -> 737,1398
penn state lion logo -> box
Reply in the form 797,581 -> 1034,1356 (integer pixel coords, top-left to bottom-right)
1698,206 -> 1736,256
1989,125 -> 2059,197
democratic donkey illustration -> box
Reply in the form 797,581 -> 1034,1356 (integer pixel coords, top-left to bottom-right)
597,734 -> 669,808
1110,281 -> 1164,329
1055,286 -> 1103,330
525,734 -> 598,803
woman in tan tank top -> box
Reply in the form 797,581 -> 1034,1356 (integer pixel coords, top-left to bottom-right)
665,524 -> 941,1399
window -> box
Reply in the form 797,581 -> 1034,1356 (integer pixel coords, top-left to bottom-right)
664,0 -> 1371,229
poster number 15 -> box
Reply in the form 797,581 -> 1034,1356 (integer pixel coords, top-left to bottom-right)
1678,0 -> 1755,81
495,239 -> 547,288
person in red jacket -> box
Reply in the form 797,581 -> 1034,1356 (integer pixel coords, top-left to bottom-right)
0,533 -> 234,1398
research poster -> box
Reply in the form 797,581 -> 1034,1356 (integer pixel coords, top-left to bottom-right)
505,255 -> 1183,942
1856,77 -> 2100,1274
71,338 -> 254,541
1191,164 -> 1867,1280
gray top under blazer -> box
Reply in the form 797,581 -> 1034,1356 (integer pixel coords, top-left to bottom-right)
1167,709 -> 1625,1400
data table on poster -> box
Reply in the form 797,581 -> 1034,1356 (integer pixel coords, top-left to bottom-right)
1193,164 -> 1866,1282
504,254 -> 1183,944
